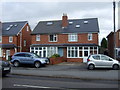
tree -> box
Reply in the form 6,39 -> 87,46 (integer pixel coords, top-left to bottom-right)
101,38 -> 107,48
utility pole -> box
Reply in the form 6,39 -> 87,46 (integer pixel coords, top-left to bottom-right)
113,1 -> 116,59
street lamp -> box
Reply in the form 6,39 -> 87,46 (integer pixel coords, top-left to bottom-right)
113,1 -> 116,59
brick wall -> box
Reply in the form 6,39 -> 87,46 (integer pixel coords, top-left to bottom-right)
116,30 -> 120,48
67,58 -> 83,62
31,33 -> 98,45
21,23 -> 31,52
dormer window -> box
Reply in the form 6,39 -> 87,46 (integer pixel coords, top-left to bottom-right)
76,25 -> 80,28
6,27 -> 11,31
47,22 -> 53,25
10,24 -> 13,27
69,21 -> 73,25
84,21 -> 88,24
14,24 -> 18,27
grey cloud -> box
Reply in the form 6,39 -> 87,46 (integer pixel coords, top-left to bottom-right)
2,2 -> 114,43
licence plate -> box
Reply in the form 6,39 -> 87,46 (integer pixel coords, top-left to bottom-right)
4,67 -> 10,70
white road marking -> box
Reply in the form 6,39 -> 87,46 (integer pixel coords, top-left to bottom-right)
13,84 -> 51,88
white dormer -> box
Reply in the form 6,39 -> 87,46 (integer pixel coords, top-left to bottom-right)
69,21 -> 73,25
75,25 -> 80,28
84,21 -> 88,24
47,22 -> 53,25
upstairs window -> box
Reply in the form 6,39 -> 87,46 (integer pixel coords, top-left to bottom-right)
24,40 -> 26,47
49,34 -> 57,42
68,33 -> 78,42
88,33 -> 92,41
36,35 -> 40,41
9,36 -> 13,42
27,26 -> 29,31
0,36 -> 2,43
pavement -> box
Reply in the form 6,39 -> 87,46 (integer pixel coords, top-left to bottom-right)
10,62 -> 120,81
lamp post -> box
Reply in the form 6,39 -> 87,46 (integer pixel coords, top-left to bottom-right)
113,1 -> 116,59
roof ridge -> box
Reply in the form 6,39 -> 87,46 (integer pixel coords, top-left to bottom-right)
38,18 -> 98,22
2,21 -> 28,23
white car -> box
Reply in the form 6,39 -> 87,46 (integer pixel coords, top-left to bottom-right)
87,54 -> 120,70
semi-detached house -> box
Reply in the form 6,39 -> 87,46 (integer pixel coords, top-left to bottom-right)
0,21 -> 31,60
31,14 -> 99,62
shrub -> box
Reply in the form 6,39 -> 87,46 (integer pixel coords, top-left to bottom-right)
50,54 -> 60,58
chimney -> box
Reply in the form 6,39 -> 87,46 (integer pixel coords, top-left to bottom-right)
62,13 -> 68,28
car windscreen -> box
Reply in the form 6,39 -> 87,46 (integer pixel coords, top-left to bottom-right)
32,53 -> 40,58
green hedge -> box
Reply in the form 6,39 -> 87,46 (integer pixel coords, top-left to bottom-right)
50,54 -> 60,58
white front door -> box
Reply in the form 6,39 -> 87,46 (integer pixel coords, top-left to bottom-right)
6,50 -> 10,60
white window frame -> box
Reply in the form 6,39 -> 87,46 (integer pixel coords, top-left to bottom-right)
27,26 -> 29,31
88,33 -> 92,41
0,48 -> 2,57
49,34 -> 57,42
30,47 -> 58,58
67,46 -> 98,58
9,36 -> 13,42
24,40 -> 26,47
0,36 -> 2,43
36,35 -> 40,41
68,33 -> 78,42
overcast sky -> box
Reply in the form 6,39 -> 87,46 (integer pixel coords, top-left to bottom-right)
1,1 -> 119,44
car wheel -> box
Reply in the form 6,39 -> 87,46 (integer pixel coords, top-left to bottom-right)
34,62 -> 41,68
13,61 -> 20,67
113,64 -> 119,70
88,64 -> 94,70
2,74 -> 7,77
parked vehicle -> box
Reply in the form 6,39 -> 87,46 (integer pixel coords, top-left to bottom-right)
11,52 -> 50,68
87,54 -> 120,70
0,60 -> 11,76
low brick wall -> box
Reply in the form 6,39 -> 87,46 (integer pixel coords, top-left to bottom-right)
49,57 -> 67,65
67,58 -> 83,63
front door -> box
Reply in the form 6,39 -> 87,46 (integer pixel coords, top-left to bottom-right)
6,50 -> 10,60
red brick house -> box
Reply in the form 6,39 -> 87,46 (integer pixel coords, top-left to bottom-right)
31,14 -> 99,62
107,29 -> 120,60
0,21 -> 31,60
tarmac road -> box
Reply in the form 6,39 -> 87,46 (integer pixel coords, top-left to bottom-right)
10,62 -> 120,81
2,74 -> 119,89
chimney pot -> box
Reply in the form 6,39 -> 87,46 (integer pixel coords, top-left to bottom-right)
62,13 -> 68,28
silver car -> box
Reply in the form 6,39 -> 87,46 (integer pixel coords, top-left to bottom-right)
87,54 -> 120,70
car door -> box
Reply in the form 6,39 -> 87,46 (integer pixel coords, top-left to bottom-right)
17,54 -> 26,64
100,55 -> 113,67
92,55 -> 102,66
24,54 -> 34,64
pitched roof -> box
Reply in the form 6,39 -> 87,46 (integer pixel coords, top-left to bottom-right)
32,18 -> 99,34
2,21 -> 27,36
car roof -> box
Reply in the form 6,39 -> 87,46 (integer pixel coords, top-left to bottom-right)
14,52 -> 32,55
